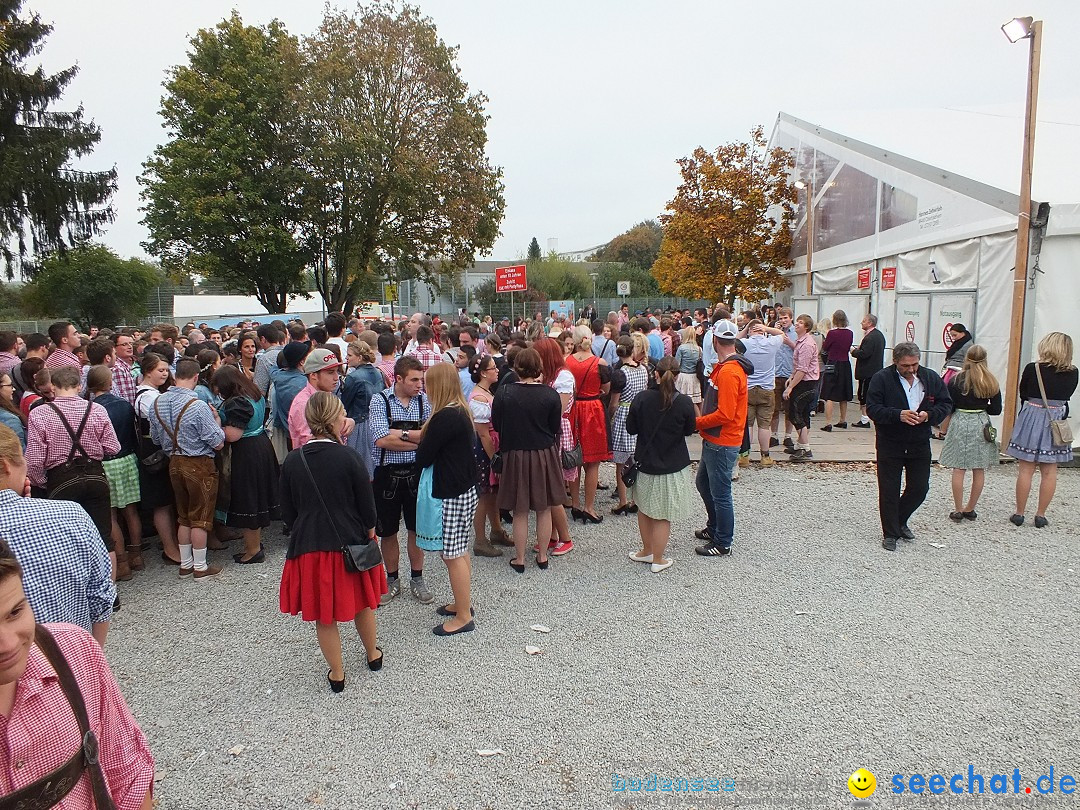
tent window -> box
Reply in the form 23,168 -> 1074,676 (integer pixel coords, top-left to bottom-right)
815,164 -> 878,251
880,183 -> 918,231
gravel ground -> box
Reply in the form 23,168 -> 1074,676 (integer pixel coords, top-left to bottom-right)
109,462 -> 1080,810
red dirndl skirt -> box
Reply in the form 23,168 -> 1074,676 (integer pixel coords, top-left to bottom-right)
571,399 -> 611,463
279,550 -> 387,623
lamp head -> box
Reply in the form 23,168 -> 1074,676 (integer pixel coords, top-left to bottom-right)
794,179 -> 808,190
1001,16 -> 1034,43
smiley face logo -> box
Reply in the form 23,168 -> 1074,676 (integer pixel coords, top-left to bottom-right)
848,768 -> 876,798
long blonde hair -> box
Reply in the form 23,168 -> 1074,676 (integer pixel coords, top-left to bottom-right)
424,362 -> 473,428
305,391 -> 345,443
1038,331 -> 1075,371
958,345 -> 999,399
680,326 -> 698,350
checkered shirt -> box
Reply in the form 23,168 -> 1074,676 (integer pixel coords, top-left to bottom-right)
376,358 -> 397,388
406,343 -> 443,391
25,396 -> 120,487
0,490 -> 115,628
368,387 -> 430,467
0,622 -> 154,810
43,348 -> 80,369
111,356 -> 139,404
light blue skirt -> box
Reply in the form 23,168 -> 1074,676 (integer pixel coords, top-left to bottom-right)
1006,401 -> 1073,464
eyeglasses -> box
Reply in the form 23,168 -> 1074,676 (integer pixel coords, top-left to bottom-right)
0,382 -> 12,388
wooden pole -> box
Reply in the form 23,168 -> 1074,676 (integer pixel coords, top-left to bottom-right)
805,178 -> 814,296
1001,20 -> 1042,450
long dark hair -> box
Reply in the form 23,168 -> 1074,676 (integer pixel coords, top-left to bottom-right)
212,363 -> 261,402
139,351 -> 173,392
655,356 -> 679,409
196,348 -> 220,390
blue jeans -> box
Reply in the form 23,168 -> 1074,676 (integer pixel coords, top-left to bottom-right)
695,442 -> 739,548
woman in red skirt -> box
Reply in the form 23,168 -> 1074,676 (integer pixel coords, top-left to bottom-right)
564,325 -> 611,523
279,392 -> 386,693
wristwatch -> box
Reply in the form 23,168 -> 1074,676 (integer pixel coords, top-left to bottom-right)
401,430 -> 411,442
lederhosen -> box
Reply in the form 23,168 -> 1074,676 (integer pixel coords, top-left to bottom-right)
0,626 -> 117,810
372,392 -> 425,537
44,403 -> 113,549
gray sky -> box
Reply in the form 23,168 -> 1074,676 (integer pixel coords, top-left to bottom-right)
27,0 -> 1080,263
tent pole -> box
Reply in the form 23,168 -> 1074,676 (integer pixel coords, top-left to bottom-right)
1001,19 -> 1042,449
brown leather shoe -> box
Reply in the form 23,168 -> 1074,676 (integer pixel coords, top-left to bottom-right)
126,549 -> 145,571
473,536 -> 503,558
114,552 -> 133,582
179,566 -> 194,577
489,529 -> 514,548
193,565 -> 223,579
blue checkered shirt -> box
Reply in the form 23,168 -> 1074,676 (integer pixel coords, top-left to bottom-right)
0,490 -> 115,629
149,386 -> 224,457
367,387 -> 430,468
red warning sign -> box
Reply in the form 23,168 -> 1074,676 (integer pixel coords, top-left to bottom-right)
905,320 -> 915,342
881,267 -> 896,290
943,323 -> 954,349
857,267 -> 871,289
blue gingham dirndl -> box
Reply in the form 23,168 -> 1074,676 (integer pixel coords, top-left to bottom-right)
1006,400 -> 1073,464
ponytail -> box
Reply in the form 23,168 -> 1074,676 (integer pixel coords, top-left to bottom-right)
655,356 -> 679,409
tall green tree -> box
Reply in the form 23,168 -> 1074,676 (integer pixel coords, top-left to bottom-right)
527,237 -> 542,262
591,220 -> 662,269
139,13 -> 310,313
652,126 -> 796,307
22,243 -> 161,329
0,0 -> 116,278
299,4 -> 506,316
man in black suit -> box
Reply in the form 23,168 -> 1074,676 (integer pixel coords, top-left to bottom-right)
865,342 -> 952,551
850,313 -> 886,427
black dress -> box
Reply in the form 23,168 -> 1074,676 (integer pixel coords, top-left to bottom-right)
220,396 -> 279,529
134,387 -> 174,510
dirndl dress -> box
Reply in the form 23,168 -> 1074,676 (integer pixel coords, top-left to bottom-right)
279,551 -> 387,623
102,453 -> 141,509
566,354 -> 611,464
1006,400 -> 1073,464
469,390 -> 499,493
610,364 -> 649,465
939,410 -> 998,470
632,467 -> 693,522
218,397 -> 280,529
550,369 -> 576,482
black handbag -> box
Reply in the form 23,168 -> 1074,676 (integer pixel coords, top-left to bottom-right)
621,395 -> 676,488
561,444 -> 582,470
298,446 -> 383,573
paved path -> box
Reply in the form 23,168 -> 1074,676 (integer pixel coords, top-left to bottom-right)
108,464 -> 1079,809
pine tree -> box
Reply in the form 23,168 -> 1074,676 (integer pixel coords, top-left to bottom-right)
527,237 -> 542,262
0,0 -> 117,278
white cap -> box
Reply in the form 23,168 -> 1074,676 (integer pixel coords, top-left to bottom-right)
711,319 -> 738,339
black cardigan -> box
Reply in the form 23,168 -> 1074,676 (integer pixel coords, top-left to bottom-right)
491,382 -> 561,451
414,406 -> 478,499
865,365 -> 953,445
625,389 -> 697,475
850,328 -> 886,380
279,442 -> 377,558
1019,363 -> 1077,418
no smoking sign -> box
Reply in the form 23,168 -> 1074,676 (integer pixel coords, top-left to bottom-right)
943,323 -> 954,349
905,320 -> 915,342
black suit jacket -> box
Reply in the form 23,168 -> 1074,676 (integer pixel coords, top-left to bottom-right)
865,365 -> 952,446
851,328 -> 886,380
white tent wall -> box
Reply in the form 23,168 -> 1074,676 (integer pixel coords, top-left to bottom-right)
1031,232 -> 1080,441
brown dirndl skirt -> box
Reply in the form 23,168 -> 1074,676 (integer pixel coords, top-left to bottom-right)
496,445 -> 565,513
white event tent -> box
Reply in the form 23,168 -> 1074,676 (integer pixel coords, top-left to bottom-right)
767,103 -> 1080,445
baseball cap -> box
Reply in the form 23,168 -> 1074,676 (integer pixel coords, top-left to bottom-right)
303,348 -> 343,374
712,320 -> 738,339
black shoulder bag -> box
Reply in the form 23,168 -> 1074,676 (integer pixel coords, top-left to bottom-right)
621,394 -> 677,487
297,445 -> 383,573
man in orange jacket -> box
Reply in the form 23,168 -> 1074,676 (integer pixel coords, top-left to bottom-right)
694,319 -> 752,556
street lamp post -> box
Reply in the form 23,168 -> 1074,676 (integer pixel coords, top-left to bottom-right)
1000,16 -> 1042,449
794,179 -> 814,295
589,272 -> 598,313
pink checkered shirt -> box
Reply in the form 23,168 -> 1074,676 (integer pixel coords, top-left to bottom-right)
43,348 -> 80,369
111,356 -> 138,404
25,396 -> 120,487
0,624 -> 155,810
406,344 -> 444,391
376,358 -> 396,388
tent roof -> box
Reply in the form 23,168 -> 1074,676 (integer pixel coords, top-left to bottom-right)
782,100 -> 1080,206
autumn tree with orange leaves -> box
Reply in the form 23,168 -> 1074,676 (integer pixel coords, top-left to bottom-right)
651,126 -> 797,307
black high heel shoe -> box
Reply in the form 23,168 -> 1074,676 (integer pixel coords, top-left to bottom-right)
367,648 -> 383,671
536,556 -> 549,570
611,503 -> 631,516
581,511 -> 603,524
327,670 -> 345,693
570,507 -> 583,522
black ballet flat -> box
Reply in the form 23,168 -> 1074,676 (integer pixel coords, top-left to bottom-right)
627,504 -> 638,514
536,557 -> 549,570
327,670 -> 345,693
367,648 -> 383,671
233,547 -> 265,564
509,559 -> 525,574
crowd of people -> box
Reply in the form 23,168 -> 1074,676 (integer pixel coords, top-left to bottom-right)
0,304 -> 1074,805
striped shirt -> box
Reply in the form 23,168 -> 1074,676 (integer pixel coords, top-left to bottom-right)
25,396 -> 120,487
43,348 -> 80,369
